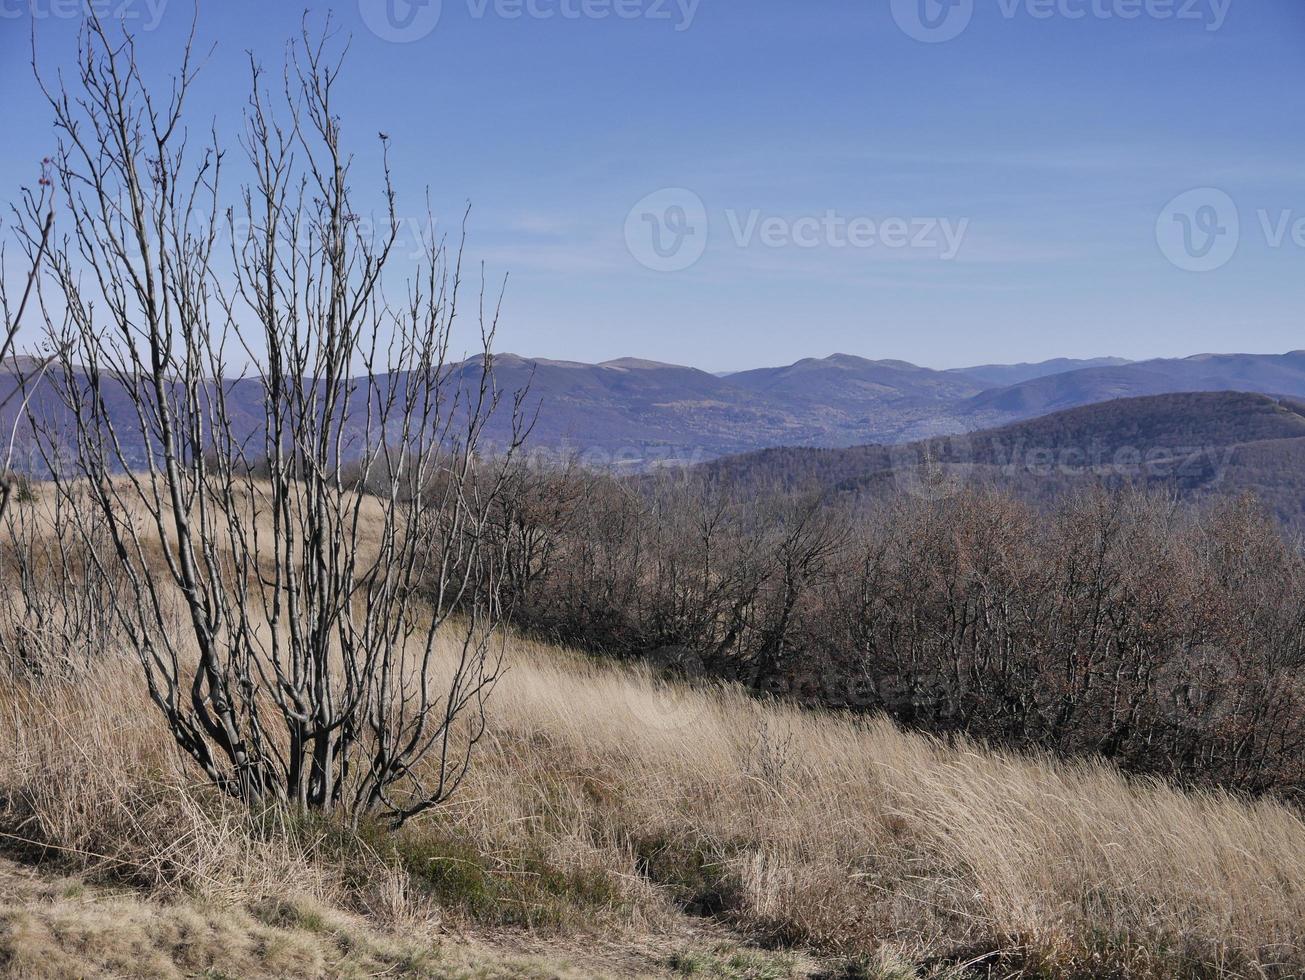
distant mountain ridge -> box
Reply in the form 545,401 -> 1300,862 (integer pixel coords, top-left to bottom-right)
964,351 -> 1305,419
949,357 -> 1133,388
465,349 -> 1305,464
697,391 -> 1305,529
7,349 -> 1305,470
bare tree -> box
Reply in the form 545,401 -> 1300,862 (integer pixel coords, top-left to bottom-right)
0,163 -> 57,521
24,16 -> 525,825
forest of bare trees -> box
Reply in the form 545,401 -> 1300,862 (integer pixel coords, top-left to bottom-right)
483,464 -> 1305,796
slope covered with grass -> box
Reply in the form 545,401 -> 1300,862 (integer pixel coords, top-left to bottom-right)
2,630 -> 1304,978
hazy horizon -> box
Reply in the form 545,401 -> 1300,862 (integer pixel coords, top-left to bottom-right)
479,345 -> 1303,375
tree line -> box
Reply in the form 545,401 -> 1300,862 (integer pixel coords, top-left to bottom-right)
482,462 -> 1305,796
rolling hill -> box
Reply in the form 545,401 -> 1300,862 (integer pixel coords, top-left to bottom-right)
963,351 -> 1305,419
946,356 -> 1133,388
698,391 -> 1305,528
462,352 -> 993,460
471,350 -> 1305,463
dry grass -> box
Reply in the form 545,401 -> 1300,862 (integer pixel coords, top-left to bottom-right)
0,853 -> 672,979
458,645 -> 1305,976
2,486 -> 1304,977
1,636 -> 1304,977
0,853 -> 425,979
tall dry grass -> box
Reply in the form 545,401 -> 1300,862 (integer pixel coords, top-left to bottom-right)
2,631 -> 1305,977
458,644 -> 1305,975
2,484 -> 1304,977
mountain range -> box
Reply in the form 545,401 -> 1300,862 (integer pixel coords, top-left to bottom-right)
467,349 -> 1305,464
7,349 -> 1305,477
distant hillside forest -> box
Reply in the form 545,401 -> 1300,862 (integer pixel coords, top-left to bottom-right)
478,422 -> 1305,799
698,391 -> 1305,531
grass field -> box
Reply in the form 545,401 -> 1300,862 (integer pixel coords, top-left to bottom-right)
3,622 -> 1305,978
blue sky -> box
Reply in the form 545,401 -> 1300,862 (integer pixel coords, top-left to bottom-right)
1,0 -> 1302,371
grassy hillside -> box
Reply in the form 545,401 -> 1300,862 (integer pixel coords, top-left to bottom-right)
3,631 -> 1305,977
3,482 -> 1304,977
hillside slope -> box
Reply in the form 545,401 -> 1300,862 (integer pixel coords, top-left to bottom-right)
464,352 -> 990,460
963,350 -> 1305,419
700,391 -> 1305,527
437,350 -> 1305,463
4,631 -> 1305,978
725,353 -> 984,409
396,349 -> 1305,462
947,356 -> 1132,388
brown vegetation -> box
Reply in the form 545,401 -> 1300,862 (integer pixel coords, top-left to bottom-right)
487,467 -> 1305,797
2,578 -> 1305,976
699,391 -> 1305,531
3,13 -> 1304,980
17,16 -> 529,825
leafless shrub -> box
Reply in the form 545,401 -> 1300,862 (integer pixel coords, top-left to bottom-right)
0,157 -> 57,521
18,16 -> 525,825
